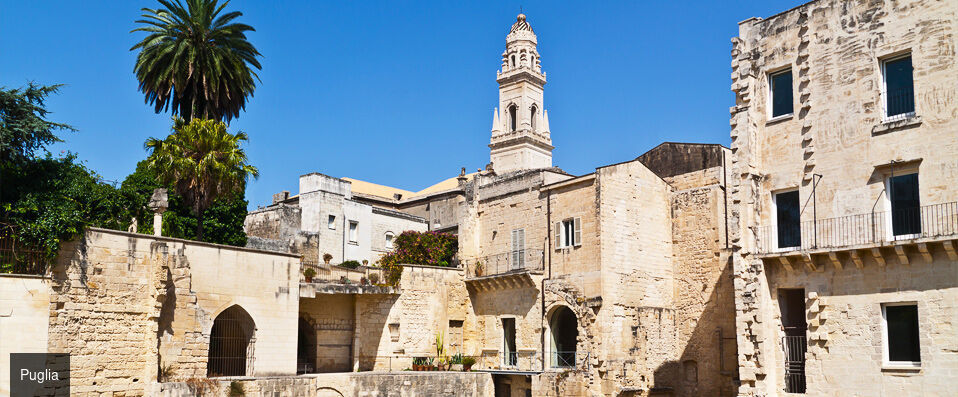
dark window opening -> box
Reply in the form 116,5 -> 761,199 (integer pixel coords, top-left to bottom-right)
297,317 -> 317,374
884,55 -> 914,118
502,318 -> 517,366
779,289 -> 806,394
549,306 -> 578,368
889,173 -> 920,236
885,304 -> 920,363
509,105 -> 518,131
770,70 -> 793,118
530,105 -> 537,130
208,305 -> 255,377
776,191 -> 801,249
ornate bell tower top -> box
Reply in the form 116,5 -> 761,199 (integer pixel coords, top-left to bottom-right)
490,13 -> 553,173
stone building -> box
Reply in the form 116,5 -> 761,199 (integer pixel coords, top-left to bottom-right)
727,0 -> 958,395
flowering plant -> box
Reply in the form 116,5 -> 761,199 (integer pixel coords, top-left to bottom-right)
376,230 -> 458,285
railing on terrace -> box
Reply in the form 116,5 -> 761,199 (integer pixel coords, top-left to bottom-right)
754,202 -> 958,254
463,249 -> 545,278
0,227 -> 48,275
301,260 -> 386,285
353,350 -> 588,373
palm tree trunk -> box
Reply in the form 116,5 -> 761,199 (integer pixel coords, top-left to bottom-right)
196,209 -> 205,241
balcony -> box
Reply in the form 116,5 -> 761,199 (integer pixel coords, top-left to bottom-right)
300,261 -> 397,296
463,249 -> 544,291
754,202 -> 958,270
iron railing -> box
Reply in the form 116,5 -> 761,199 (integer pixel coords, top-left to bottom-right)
885,86 -> 915,121
0,226 -> 48,275
355,350 -> 588,373
782,335 -> 807,394
549,351 -> 585,369
302,260 -> 387,285
463,249 -> 545,278
754,202 -> 958,254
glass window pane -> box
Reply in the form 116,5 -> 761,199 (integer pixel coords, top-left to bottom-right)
890,173 -> 920,236
771,71 -> 793,117
885,56 -> 914,117
886,305 -> 920,362
776,191 -> 801,248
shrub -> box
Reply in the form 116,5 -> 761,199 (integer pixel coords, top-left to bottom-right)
340,260 -> 361,269
303,267 -> 317,279
461,356 -> 476,366
368,272 -> 380,285
376,231 -> 458,286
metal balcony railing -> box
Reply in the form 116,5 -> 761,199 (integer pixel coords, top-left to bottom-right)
0,226 -> 48,275
463,249 -> 545,278
301,260 -> 387,285
885,86 -> 915,121
754,201 -> 958,254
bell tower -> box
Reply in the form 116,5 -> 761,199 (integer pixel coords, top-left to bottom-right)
489,13 -> 553,173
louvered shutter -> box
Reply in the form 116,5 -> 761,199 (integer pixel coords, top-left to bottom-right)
573,217 -> 582,246
555,222 -> 562,249
518,229 -> 525,268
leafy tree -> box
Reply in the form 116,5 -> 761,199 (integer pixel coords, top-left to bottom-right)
131,0 -> 262,122
144,118 -> 257,241
0,84 -> 75,169
120,160 -> 248,246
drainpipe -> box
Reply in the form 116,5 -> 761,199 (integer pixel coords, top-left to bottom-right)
542,188 -> 552,372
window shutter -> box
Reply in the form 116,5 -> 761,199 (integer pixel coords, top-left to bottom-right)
573,217 -> 582,246
555,222 -> 562,249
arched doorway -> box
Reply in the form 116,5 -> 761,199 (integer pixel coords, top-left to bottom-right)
207,305 -> 256,377
548,306 -> 578,368
297,317 -> 317,374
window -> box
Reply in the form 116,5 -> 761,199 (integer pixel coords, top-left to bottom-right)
774,191 -> 801,249
888,173 -> 921,237
769,69 -> 793,118
882,54 -> 914,119
882,303 -> 920,366
502,318 -> 517,366
530,104 -> 538,131
509,104 -> 518,131
511,228 -> 525,269
778,289 -> 807,393
385,232 -> 394,249
328,215 -> 336,230
348,221 -> 358,243
555,218 -> 581,248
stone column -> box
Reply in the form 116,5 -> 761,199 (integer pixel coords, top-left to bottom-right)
148,188 -> 169,237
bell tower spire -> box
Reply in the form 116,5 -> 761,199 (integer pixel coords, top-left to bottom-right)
489,13 -> 553,173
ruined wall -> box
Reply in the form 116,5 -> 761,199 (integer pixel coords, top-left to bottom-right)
729,0 -> 958,395
637,143 -> 726,180
0,276 -> 51,395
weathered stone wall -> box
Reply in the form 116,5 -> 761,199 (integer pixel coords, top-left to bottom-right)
729,0 -> 958,395
637,142 -> 726,180
0,275 -> 51,395
46,228 -> 300,395
300,295 -> 356,372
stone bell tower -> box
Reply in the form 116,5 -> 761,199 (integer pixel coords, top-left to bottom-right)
489,13 -> 553,173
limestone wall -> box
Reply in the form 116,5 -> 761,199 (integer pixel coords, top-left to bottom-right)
300,295 -> 355,372
0,275 -> 51,396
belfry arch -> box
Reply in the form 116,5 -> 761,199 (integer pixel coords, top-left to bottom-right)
547,305 -> 578,368
207,305 -> 256,377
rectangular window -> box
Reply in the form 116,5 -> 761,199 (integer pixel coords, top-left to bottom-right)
769,69 -> 793,118
775,191 -> 801,249
882,54 -> 915,119
385,232 -> 394,249
511,229 -> 525,269
502,318 -> 517,366
888,173 -> 921,237
328,215 -> 336,229
554,218 -> 581,248
882,303 -> 920,365
348,221 -> 358,243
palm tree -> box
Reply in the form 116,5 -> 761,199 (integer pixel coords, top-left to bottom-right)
144,118 -> 258,240
131,0 -> 262,122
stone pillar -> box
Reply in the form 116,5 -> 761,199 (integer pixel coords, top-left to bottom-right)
148,188 -> 169,237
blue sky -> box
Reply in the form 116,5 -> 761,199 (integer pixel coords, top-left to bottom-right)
1,1 -> 805,209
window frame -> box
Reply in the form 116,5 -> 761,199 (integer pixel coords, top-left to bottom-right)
880,52 -> 916,122
348,221 -> 359,243
385,232 -> 394,249
767,67 -> 794,121
772,189 -> 802,251
880,301 -> 921,368
554,218 -> 582,249
883,171 -> 921,240
328,214 -> 336,230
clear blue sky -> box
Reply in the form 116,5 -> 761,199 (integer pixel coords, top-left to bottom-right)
1,1 -> 805,209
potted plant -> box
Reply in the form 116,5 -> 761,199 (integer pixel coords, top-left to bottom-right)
368,272 -> 380,285
462,356 -> 476,372
303,267 -> 317,283
362,259 -> 369,266
412,357 -> 425,371
449,353 -> 463,371
474,261 -> 483,277
426,357 -> 435,371
434,332 -> 446,370
360,276 -> 368,285
323,253 -> 333,265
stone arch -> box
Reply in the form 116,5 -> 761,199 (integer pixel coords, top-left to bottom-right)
508,103 -> 518,131
530,103 -> 538,131
546,304 -> 578,368
207,304 -> 256,377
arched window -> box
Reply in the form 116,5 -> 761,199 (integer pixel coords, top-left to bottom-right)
548,306 -> 578,368
510,55 -> 516,68
530,104 -> 538,131
208,305 -> 256,377
385,232 -> 395,249
509,105 -> 518,131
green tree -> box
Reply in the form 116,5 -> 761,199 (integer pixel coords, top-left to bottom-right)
0,84 -> 75,169
120,160 -> 248,246
144,118 -> 257,241
131,0 -> 262,122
